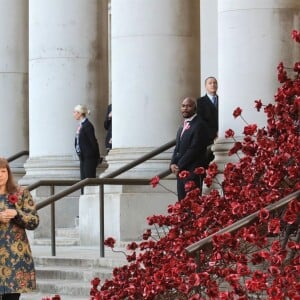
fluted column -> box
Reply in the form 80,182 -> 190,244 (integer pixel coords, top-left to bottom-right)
105,0 -> 200,178
80,0 -> 200,244
214,0 -> 300,172
200,0 -> 218,95
0,0 -> 28,163
23,0 -> 108,183
23,0 -> 109,234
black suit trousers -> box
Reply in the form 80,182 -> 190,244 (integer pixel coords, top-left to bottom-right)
177,173 -> 203,201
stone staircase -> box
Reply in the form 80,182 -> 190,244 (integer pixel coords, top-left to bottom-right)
33,256 -> 121,298
20,227 -> 128,300
22,227 -> 294,300
33,228 -> 80,247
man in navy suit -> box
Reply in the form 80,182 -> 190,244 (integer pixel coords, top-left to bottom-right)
197,76 -> 218,163
170,97 -> 210,201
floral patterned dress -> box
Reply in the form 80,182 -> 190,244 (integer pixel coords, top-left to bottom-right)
0,188 -> 39,295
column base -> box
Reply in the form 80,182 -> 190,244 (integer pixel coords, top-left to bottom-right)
101,147 -> 174,193
202,137 -> 242,192
20,155 -> 107,238
102,147 -> 173,177
212,137 -> 241,171
79,182 -> 177,245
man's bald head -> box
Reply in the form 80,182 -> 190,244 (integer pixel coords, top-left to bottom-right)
181,97 -> 196,118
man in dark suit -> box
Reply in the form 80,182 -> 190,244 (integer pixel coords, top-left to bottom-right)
197,76 -> 218,163
170,97 -> 210,201
104,103 -> 112,154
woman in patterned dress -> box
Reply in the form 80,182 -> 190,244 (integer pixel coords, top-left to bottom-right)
0,158 -> 39,300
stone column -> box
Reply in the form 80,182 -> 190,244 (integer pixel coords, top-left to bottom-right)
105,0 -> 200,177
200,0 -> 218,95
80,0 -> 201,245
26,0 -> 108,180
24,0 -> 109,235
214,0 -> 300,172
0,0 -> 28,173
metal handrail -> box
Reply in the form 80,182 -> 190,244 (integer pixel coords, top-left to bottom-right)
103,139 -> 175,178
28,178 -> 152,257
185,190 -> 300,254
27,178 -> 150,210
6,150 -> 29,162
156,168 -> 172,179
26,139 -> 176,257
27,179 -> 78,192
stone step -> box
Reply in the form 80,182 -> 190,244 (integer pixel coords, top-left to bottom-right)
34,255 -> 127,269
56,227 -> 79,239
20,292 -> 87,300
35,265 -> 113,281
32,261 -> 114,298
37,279 -> 91,297
33,237 -> 80,246
29,245 -> 128,299
33,227 -> 80,246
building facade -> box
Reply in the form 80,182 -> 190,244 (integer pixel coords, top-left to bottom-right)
1,0 -> 299,243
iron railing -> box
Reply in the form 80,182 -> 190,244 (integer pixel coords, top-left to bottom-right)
102,139 -> 175,178
185,190 -> 300,254
27,178 -> 151,257
6,150 -> 29,162
25,139 -> 176,257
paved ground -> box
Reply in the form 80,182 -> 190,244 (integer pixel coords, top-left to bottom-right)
20,293 -> 88,300
30,244 -> 118,259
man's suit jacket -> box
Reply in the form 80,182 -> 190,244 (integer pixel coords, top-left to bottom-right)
196,95 -> 218,143
104,104 -> 112,150
171,115 -> 210,172
75,118 -> 100,160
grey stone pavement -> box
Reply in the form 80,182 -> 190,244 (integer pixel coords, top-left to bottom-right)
31,244 -> 111,259
20,294 -> 87,300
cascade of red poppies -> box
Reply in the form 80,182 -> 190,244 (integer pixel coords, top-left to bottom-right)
89,30 -> 300,300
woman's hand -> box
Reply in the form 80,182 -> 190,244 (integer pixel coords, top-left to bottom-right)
0,209 -> 17,223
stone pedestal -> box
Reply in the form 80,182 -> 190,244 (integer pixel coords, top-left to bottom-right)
20,156 -> 107,238
29,186 -> 81,239
79,181 -> 177,245
101,147 -> 174,182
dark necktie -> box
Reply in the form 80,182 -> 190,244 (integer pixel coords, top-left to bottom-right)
212,96 -> 218,107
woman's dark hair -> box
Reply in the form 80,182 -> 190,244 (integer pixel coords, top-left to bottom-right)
0,157 -> 18,193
